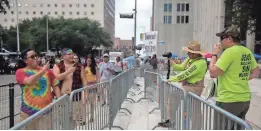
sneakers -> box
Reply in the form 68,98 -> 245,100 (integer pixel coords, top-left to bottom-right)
158,119 -> 170,127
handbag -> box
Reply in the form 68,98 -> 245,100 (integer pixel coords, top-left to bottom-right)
201,78 -> 217,100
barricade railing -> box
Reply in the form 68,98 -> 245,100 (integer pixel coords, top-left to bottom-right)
186,93 -> 252,130
69,81 -> 110,130
137,72 -> 252,130
135,64 -> 152,78
11,68 -> 136,130
108,68 -> 135,129
10,95 -> 70,130
136,69 -> 159,103
0,83 -> 20,130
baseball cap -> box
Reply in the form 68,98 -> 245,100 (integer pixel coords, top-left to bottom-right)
61,48 -> 73,56
103,53 -> 109,57
216,25 -> 240,39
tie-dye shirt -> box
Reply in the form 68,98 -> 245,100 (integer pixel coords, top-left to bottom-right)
15,67 -> 59,116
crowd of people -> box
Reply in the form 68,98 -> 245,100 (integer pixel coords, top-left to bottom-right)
14,48 -> 137,129
12,25 -> 261,129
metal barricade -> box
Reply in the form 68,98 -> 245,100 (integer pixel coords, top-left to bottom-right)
0,83 -> 20,129
137,69 -> 159,103
69,81 -> 110,130
164,82 -> 187,130
109,68 -> 135,130
10,95 -> 70,130
186,93 -> 252,130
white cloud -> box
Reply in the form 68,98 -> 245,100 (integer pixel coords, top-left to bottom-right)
115,0 -> 152,43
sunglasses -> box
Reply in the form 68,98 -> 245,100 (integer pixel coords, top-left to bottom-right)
26,54 -> 38,60
220,35 -> 229,41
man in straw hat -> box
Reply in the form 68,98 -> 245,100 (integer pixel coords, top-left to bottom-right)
158,41 -> 207,129
209,25 -> 260,129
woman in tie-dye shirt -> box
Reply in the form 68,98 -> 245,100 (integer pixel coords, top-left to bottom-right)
15,49 -> 61,129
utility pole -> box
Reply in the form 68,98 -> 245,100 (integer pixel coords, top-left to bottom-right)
15,0 -> 20,52
134,0 -> 137,57
46,16 -> 49,52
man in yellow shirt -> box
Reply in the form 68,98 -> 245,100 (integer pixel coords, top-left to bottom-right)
158,41 -> 207,129
209,25 -> 260,129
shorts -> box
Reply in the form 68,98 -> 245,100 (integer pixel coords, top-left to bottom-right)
87,82 -> 98,94
72,101 -> 84,121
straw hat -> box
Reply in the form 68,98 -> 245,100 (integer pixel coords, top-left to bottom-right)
182,41 -> 204,55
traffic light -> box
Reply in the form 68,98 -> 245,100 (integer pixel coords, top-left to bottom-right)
120,14 -> 134,19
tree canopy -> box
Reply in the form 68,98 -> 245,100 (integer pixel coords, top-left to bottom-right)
0,0 -> 10,14
3,16 -> 113,55
225,0 -> 261,38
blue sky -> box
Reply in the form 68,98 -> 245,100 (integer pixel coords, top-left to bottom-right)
115,0 -> 152,44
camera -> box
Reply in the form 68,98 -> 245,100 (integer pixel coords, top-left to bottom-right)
162,52 -> 172,58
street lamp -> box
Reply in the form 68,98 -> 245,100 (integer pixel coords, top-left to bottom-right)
46,16 -> 49,52
15,0 -> 20,52
119,0 -> 137,56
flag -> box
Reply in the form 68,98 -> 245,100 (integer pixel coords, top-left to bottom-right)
140,33 -> 145,41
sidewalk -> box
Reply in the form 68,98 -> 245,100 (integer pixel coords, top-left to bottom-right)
108,77 -> 167,130
110,75 -> 261,130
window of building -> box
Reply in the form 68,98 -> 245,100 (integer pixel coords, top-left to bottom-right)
48,12 -> 51,15
18,4 -> 21,7
25,4 -> 28,7
163,15 -> 172,24
62,4 -> 65,7
62,12 -> 65,15
19,11 -> 21,14
69,4 -> 72,7
181,3 -> 185,11
11,11 -> 14,14
76,12 -> 79,15
177,3 -> 180,11
69,12 -> 72,15
55,12 -> 58,15
76,4 -> 80,7
91,4 -> 94,7
40,11 -> 43,15
33,11 -> 36,15
177,16 -> 180,23
84,12 -> 87,15
186,4 -> 189,11
11,19 -> 15,22
26,11 -> 29,15
19,19 -> 22,22
40,4 -> 43,7
164,3 -> 172,12
10,3 -> 13,7
185,16 -> 189,23
54,4 -> 57,7
181,16 -> 185,23
84,4 -> 87,7
33,4 -> 36,7
91,12 -> 94,15
47,4 -> 50,7
4,19 -> 7,22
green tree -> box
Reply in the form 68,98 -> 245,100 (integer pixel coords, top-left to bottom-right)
0,0 -> 10,14
225,0 -> 261,37
3,16 -> 113,55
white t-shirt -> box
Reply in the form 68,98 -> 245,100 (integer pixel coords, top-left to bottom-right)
114,61 -> 123,72
100,62 -> 114,81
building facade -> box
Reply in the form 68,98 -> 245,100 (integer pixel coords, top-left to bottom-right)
114,37 -> 133,57
0,0 -> 115,38
153,0 -> 225,56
